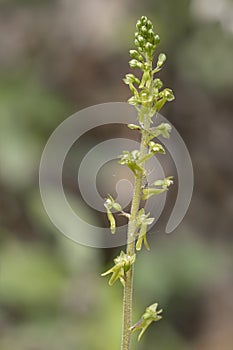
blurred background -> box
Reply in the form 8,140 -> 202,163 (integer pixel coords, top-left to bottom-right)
0,0 -> 233,349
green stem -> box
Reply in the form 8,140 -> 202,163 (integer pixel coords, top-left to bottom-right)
120,122 -> 149,350
121,50 -> 153,350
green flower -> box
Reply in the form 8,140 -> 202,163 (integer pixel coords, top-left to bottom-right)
101,251 -> 136,286
142,176 -> 173,200
135,209 -> 154,251
104,195 -> 122,234
148,123 -> 172,139
119,150 -> 144,175
130,303 -> 163,341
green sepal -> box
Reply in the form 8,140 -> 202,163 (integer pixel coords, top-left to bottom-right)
142,176 -> 173,200
101,265 -> 122,286
154,97 -> 166,112
153,176 -> 173,187
106,208 -> 116,234
142,187 -> 166,200
135,209 -> 154,251
128,83 -> 139,96
136,222 -> 150,251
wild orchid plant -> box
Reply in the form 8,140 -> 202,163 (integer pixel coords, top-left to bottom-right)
101,16 -> 175,350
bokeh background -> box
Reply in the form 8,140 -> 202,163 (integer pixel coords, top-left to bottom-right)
0,1 -> 233,349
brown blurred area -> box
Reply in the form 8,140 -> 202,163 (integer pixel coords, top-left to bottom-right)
0,1 -> 233,350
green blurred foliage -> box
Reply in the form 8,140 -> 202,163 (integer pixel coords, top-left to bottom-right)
0,240 -> 67,312
0,72 -> 70,189
177,24 -> 233,93
1,230 -> 231,349
0,234 -> 123,350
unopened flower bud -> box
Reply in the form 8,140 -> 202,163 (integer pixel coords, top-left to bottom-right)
134,39 -> 140,47
141,25 -> 147,35
141,16 -> 147,24
146,20 -> 152,29
157,53 -> 166,67
137,35 -> 145,45
136,20 -> 141,30
148,28 -> 154,39
145,42 -> 153,52
129,59 -> 142,69
129,50 -> 143,61
154,35 -> 160,44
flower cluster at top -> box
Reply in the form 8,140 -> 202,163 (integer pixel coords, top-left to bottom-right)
123,16 -> 175,120
132,15 -> 160,60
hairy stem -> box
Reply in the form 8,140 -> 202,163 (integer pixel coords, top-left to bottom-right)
121,121 -> 149,350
